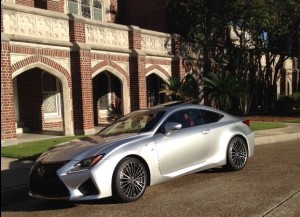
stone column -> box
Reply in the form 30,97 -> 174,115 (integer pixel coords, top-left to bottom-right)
69,14 -> 95,135
129,25 -> 147,111
1,34 -> 17,145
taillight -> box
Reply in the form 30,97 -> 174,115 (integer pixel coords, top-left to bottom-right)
242,119 -> 250,126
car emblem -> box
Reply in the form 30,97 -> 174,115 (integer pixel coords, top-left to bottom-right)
37,166 -> 45,177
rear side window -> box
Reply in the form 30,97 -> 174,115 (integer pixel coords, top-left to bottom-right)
200,110 -> 224,124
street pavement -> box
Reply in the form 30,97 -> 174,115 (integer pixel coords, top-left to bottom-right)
1,123 -> 300,208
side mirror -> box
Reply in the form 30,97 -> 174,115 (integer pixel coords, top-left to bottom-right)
164,122 -> 182,136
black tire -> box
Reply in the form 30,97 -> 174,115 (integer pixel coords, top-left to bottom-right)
225,136 -> 248,171
112,157 -> 148,203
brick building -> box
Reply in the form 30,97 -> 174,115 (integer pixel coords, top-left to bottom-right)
1,0 -> 299,146
1,0 -> 187,145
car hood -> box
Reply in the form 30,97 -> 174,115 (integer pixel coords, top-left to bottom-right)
37,133 -> 138,163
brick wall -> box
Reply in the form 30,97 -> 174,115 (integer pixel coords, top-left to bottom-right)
129,30 -> 141,50
130,55 -> 147,111
15,0 -> 34,7
43,121 -> 63,129
128,27 -> 147,110
47,0 -> 64,13
69,18 -> 86,43
1,42 -> 16,140
17,69 -> 43,131
71,50 -> 94,134
110,0 -> 118,22
117,0 -> 167,32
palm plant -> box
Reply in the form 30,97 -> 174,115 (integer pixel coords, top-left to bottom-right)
160,76 -> 197,101
201,72 -> 246,111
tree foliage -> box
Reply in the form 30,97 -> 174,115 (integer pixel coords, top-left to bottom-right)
167,0 -> 300,113
201,72 -> 246,111
160,76 -> 198,101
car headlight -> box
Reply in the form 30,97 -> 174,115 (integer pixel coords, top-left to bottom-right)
68,155 -> 104,174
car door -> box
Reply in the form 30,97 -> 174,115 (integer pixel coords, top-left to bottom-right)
153,109 -> 213,175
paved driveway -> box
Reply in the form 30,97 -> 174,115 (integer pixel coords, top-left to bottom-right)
2,140 -> 300,217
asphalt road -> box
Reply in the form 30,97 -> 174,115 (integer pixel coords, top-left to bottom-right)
2,140 -> 300,217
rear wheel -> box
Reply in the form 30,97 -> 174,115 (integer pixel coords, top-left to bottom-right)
225,136 -> 248,171
112,157 -> 148,203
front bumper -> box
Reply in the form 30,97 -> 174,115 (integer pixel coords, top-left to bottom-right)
29,159 -> 116,201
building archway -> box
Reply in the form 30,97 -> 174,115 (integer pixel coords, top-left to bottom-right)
92,68 -> 126,124
146,72 -> 168,107
12,63 -> 73,136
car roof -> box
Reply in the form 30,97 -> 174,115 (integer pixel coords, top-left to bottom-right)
144,100 -> 229,116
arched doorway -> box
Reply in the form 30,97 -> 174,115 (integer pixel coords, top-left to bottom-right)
93,71 -> 123,124
146,73 -> 167,107
12,63 -> 73,136
13,69 -> 63,135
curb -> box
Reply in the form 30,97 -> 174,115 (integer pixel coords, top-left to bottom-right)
255,132 -> 300,146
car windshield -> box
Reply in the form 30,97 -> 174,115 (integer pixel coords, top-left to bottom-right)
98,110 -> 166,136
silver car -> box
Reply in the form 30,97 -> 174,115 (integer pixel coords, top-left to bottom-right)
29,103 -> 254,203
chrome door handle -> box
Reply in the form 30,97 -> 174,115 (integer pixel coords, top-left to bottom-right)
202,129 -> 210,134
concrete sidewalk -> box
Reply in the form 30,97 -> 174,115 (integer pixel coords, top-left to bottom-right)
254,123 -> 300,145
1,123 -> 300,208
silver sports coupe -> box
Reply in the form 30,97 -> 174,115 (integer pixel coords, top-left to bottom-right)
29,102 -> 255,203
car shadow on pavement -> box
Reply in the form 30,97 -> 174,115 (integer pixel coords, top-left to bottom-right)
1,159 -> 34,208
199,167 -> 229,174
1,197 -> 123,212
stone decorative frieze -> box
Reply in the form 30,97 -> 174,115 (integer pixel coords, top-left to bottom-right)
86,24 -> 129,49
141,33 -> 172,55
2,9 -> 69,41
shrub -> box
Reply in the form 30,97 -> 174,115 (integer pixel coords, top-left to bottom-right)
275,92 -> 300,110
275,95 -> 294,110
291,92 -> 300,109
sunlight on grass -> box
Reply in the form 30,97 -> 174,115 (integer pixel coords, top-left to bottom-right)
1,135 -> 86,161
250,122 -> 286,131
287,119 -> 300,123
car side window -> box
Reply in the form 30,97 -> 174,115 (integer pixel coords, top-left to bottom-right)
186,109 -> 203,126
200,109 -> 224,124
165,110 -> 196,129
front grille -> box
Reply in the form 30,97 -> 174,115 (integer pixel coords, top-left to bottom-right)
30,161 -> 70,198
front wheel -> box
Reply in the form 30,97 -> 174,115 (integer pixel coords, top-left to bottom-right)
225,136 -> 248,171
112,157 -> 148,203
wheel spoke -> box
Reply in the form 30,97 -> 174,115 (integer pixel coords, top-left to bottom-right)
119,161 -> 146,199
231,140 -> 247,168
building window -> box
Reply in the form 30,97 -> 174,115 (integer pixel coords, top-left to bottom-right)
42,73 -> 61,118
68,0 -> 79,14
68,0 -> 103,21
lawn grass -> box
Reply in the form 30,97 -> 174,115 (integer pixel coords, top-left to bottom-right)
249,121 -> 286,131
286,119 -> 300,123
1,135 -> 86,161
0,121 -> 289,161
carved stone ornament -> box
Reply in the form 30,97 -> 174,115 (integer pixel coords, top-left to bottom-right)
3,9 -> 69,41
141,34 -> 171,54
86,24 -> 129,49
